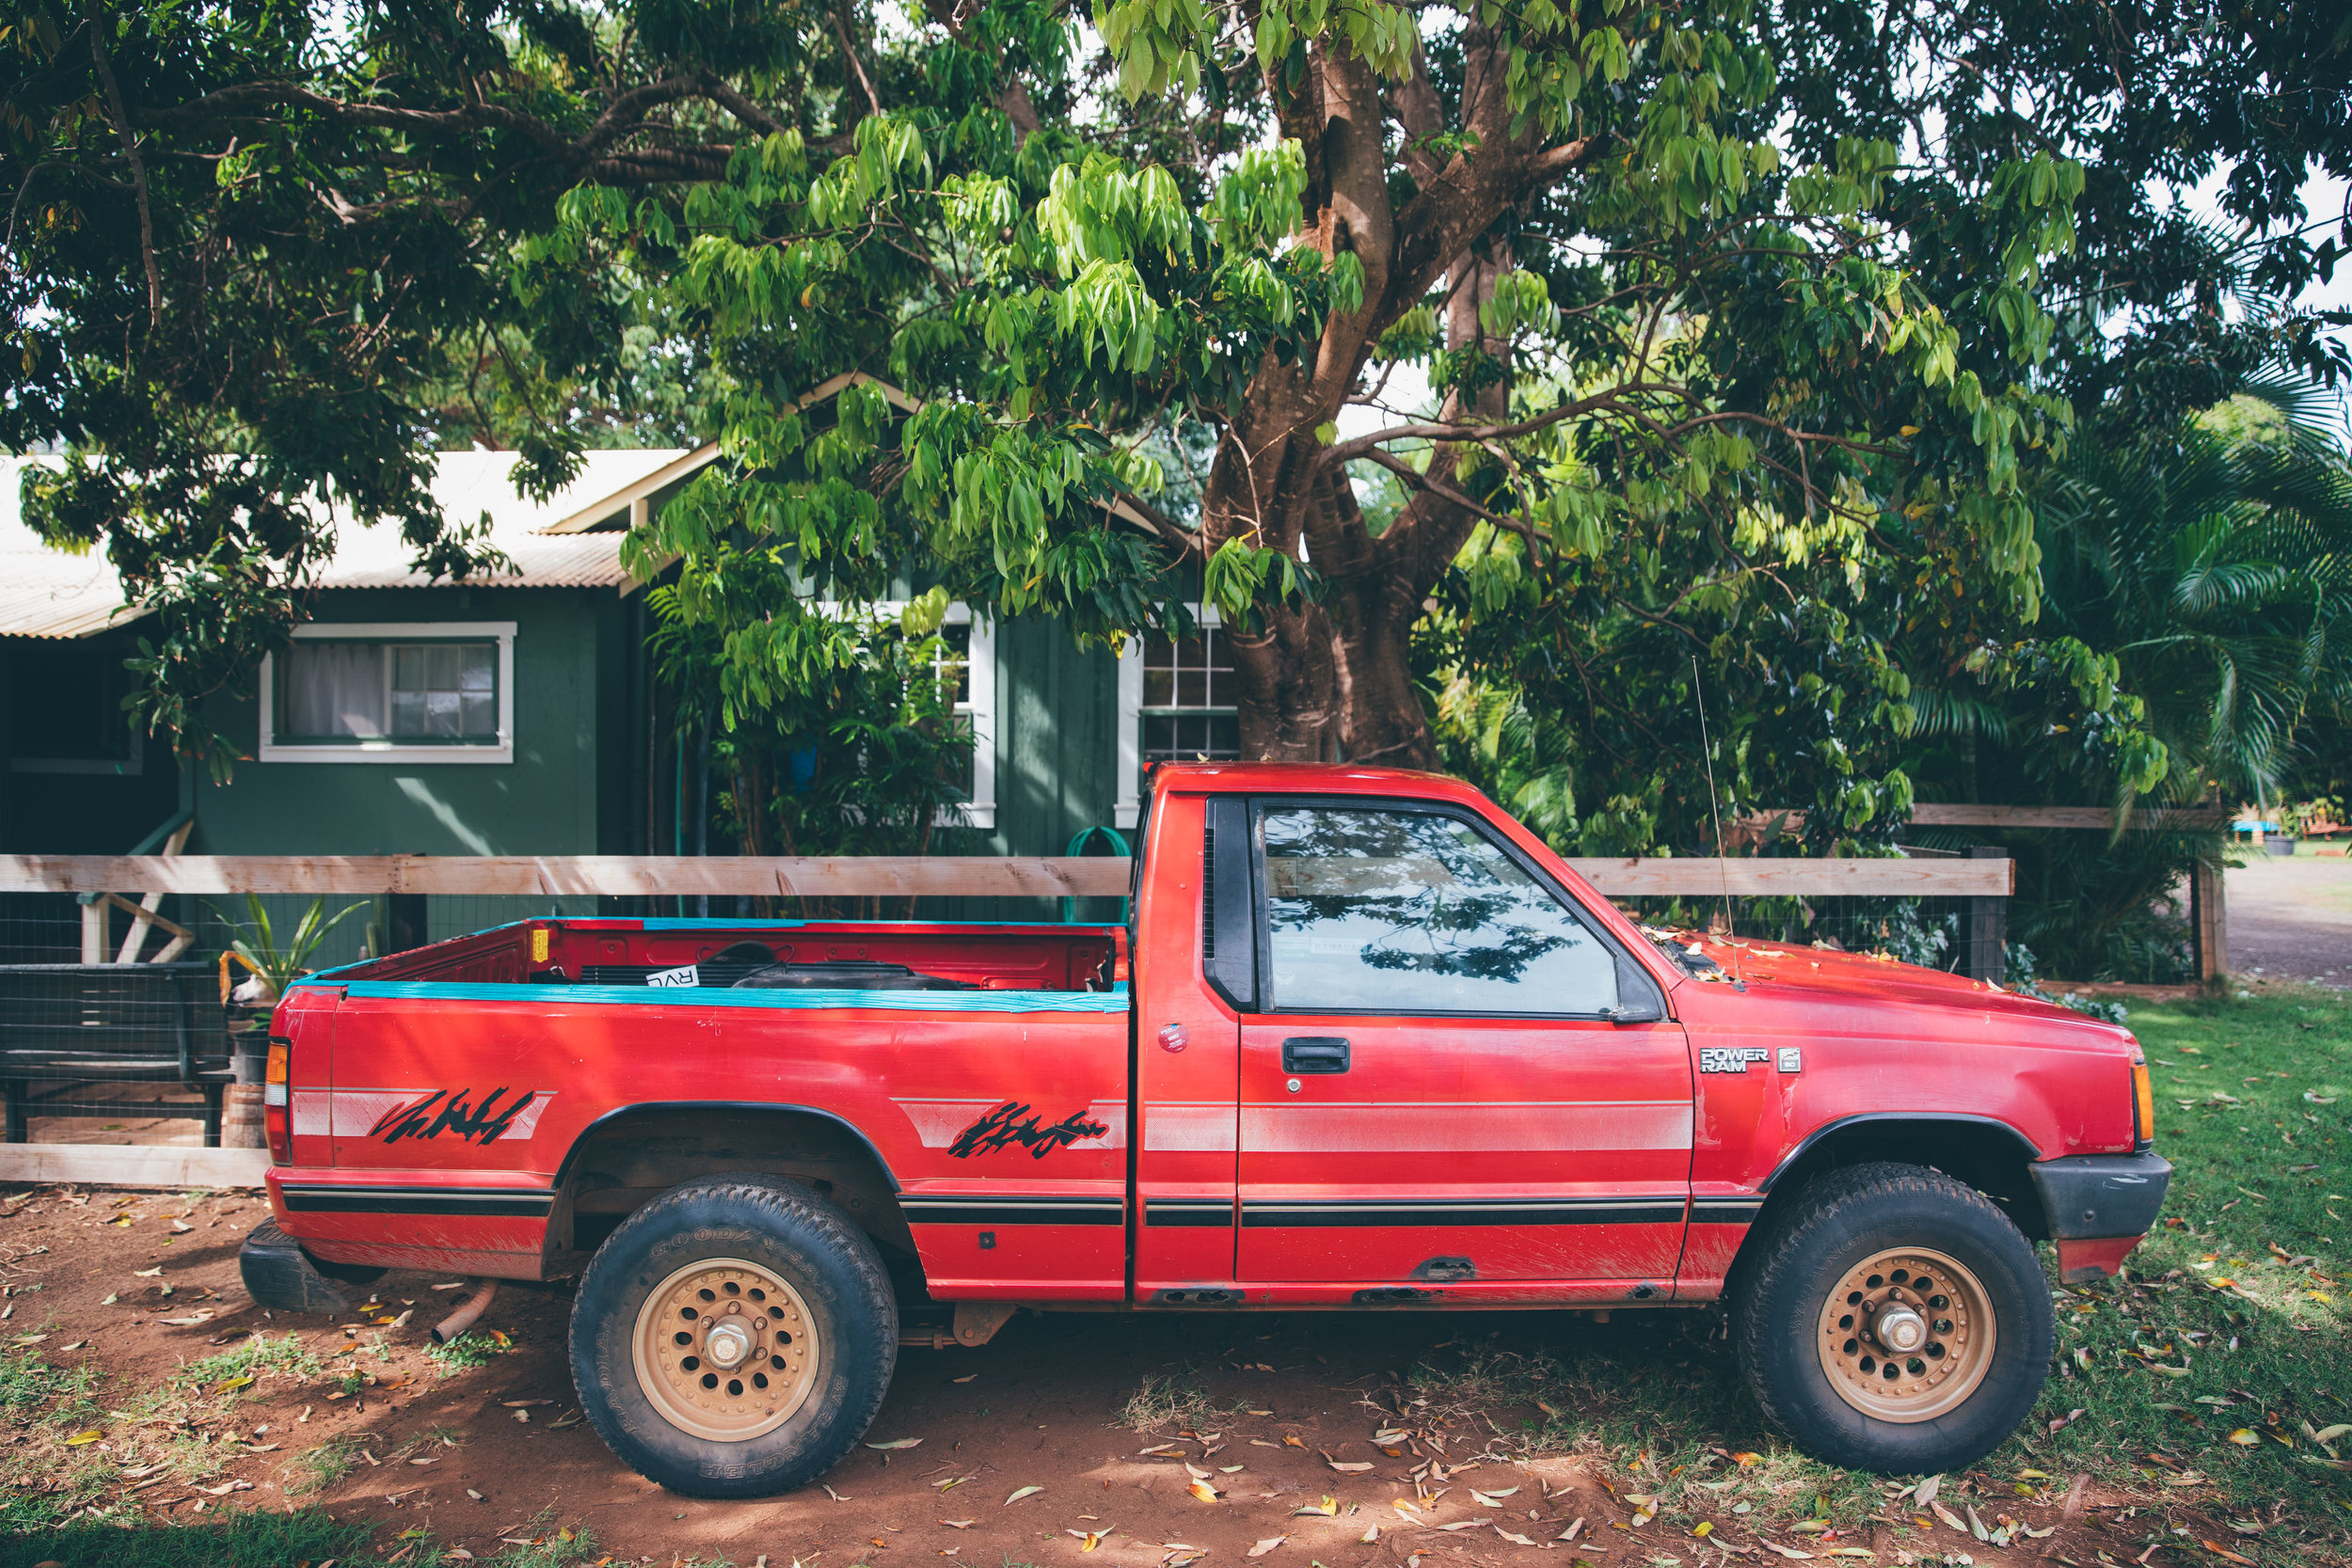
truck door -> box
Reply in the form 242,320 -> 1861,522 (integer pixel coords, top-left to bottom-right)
1131,790 -> 1246,1299
1234,798 -> 1692,1290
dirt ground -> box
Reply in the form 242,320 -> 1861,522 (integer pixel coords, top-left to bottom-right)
2225,851 -> 2352,990
1,1187 -> 2233,1568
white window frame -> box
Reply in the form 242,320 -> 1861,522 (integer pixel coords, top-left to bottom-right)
1113,602 -> 1227,830
857,600 -> 996,832
257,621 -> 516,765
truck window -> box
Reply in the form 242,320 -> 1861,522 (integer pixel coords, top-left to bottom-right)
1259,804 -> 1620,1016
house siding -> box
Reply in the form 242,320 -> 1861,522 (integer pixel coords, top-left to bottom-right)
197,586 -> 613,856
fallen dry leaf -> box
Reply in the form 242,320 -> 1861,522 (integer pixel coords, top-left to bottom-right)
869,1438 -> 924,1450
1007,1485 -> 1045,1506
1246,1539 -> 1285,1558
1290,1497 -> 1337,1518
1187,1481 -> 1222,1504
1067,1529 -> 1114,1551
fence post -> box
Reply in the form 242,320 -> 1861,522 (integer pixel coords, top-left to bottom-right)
1966,846 -> 2007,984
2191,856 -> 2228,984
79,896 -> 108,964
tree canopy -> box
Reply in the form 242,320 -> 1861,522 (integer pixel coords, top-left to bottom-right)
3,0 -> 2345,857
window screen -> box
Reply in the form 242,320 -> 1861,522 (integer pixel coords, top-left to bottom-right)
1261,805 -> 1620,1015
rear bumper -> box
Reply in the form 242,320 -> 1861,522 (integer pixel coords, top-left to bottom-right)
239,1219 -> 379,1314
2029,1151 -> 2170,1282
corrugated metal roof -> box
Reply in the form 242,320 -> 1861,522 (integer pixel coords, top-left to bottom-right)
0,449 -> 694,637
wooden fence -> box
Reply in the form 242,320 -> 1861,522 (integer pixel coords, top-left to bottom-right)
0,852 -> 2015,901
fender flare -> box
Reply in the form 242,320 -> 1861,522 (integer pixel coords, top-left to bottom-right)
1756,1111 -> 2043,1194
550,1100 -> 903,1195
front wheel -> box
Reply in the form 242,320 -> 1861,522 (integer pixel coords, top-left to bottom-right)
1732,1161 -> 2053,1474
569,1175 -> 898,1497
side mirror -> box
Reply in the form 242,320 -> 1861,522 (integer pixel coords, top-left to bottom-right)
1605,950 -> 1666,1022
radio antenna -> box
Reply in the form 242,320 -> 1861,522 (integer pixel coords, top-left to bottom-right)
1691,655 -> 1740,973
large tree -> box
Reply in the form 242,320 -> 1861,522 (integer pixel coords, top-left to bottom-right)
2,1 -> 2343,780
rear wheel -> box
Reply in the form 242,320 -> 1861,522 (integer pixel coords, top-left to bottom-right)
1732,1162 -> 2052,1473
570,1175 -> 897,1497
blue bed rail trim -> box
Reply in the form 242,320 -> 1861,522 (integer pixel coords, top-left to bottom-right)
303,979 -> 1132,1014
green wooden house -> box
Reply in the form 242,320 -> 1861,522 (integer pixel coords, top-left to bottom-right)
0,439 -> 1236,959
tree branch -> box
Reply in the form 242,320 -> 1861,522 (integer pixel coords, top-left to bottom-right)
89,4 -> 161,328
1359,447 -> 1538,546
1321,382 -> 1699,466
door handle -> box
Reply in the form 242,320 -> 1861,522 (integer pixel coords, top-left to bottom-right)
1281,1036 -> 1350,1074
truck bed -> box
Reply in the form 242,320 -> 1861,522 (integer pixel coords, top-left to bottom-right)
275,917 -> 1132,1293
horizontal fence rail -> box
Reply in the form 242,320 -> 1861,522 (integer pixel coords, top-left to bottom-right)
1742,804 -> 2232,832
0,852 -> 2013,900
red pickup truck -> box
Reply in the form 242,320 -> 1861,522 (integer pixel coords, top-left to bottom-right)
242,763 -> 2167,1495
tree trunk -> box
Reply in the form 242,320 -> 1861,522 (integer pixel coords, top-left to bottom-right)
1199,26 -> 1548,769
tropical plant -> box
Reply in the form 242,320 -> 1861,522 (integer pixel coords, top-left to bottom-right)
2037,383 -> 2352,808
647,581 -> 977,911
212,895 -> 370,1003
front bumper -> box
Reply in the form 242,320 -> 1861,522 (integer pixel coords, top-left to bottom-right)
2028,1151 -> 2171,1282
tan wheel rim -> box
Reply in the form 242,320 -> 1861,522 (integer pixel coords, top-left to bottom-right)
631,1257 -> 820,1442
1816,1245 -> 1994,1422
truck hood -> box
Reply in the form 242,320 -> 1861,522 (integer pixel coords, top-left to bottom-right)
1660,932 -> 2136,1043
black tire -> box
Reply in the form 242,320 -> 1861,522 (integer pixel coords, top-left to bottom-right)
569,1175 -> 898,1497
1731,1161 -> 2053,1474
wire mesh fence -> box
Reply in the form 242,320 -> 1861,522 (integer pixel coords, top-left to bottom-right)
0,961 -> 234,1147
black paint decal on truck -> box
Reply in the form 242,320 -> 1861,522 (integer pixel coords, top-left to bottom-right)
371,1087 -> 541,1146
949,1101 -> 1109,1159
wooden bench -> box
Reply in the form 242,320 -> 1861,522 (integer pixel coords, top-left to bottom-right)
0,964 -> 235,1147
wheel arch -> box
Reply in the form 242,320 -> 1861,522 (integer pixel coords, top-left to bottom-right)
547,1101 -> 915,1270
1748,1114 -> 2047,1253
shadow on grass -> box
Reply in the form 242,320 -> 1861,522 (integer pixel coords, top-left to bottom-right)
0,1506 -> 372,1568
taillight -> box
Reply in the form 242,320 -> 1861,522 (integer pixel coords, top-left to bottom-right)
2131,1058 -> 2154,1144
264,1038 -> 292,1164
